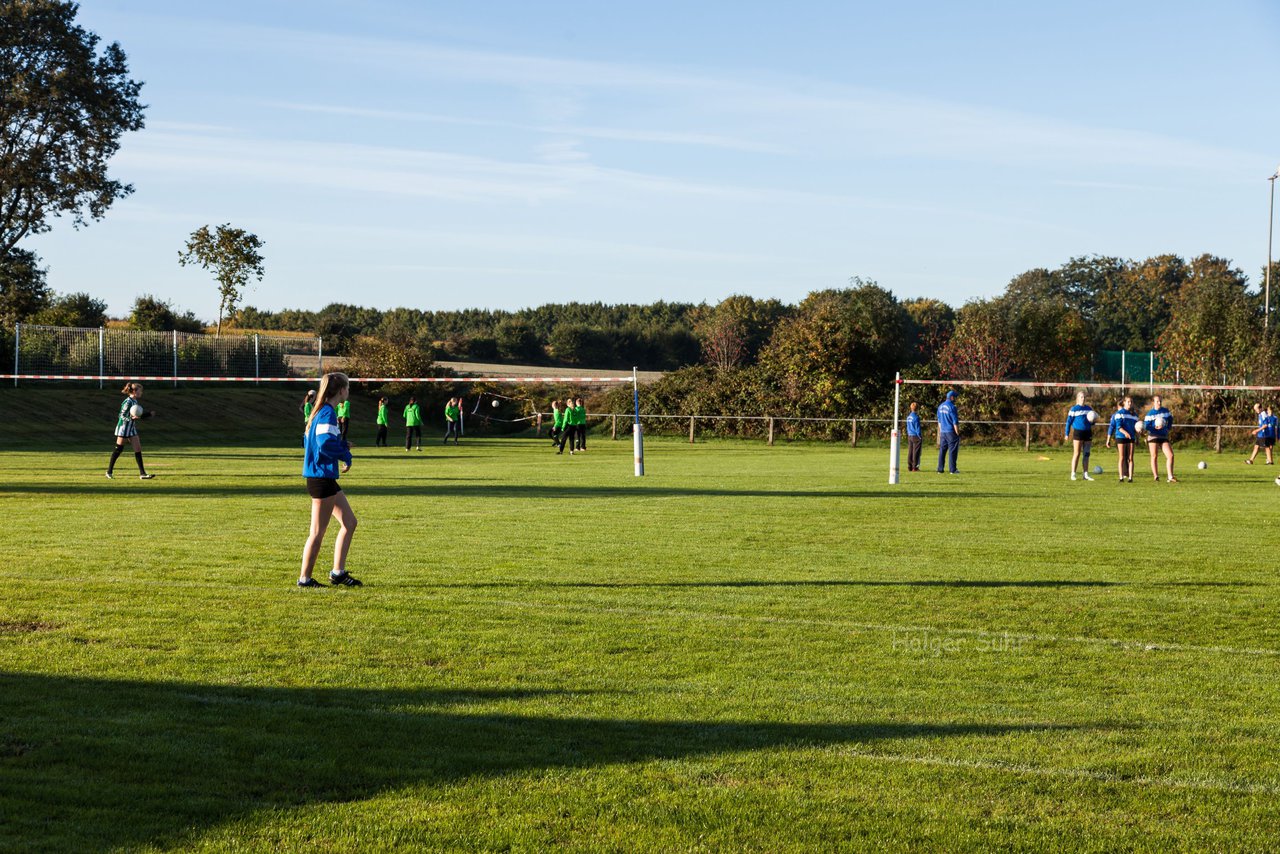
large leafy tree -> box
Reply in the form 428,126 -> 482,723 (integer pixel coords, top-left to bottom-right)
0,0 -> 145,254
129,294 -> 203,332
0,245 -> 48,325
760,279 -> 911,415
1093,254 -> 1188,351
937,299 -> 1014,382
178,224 -> 265,336
29,289 -> 104,326
1158,254 -> 1262,384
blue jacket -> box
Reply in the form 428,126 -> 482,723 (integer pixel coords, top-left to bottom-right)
905,411 -> 922,437
1065,405 -> 1094,436
303,403 -> 352,479
936,399 -> 959,434
1107,408 -> 1139,440
1143,407 -> 1173,441
1269,415 -> 1279,439
1257,412 -> 1275,440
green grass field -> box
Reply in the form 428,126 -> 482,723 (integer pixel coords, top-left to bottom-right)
3,389 -> 1279,851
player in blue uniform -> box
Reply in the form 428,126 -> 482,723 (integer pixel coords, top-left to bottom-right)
935,391 -> 960,474
1143,395 -> 1177,483
1246,402 -> 1274,465
905,401 -> 923,472
1064,391 -> 1096,481
1104,395 -> 1139,482
299,372 -> 362,588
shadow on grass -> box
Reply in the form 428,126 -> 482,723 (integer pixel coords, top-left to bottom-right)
0,672 -> 1080,852
0,482 -> 1020,501
438,579 -> 1125,590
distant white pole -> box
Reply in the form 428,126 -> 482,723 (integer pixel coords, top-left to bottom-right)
889,371 -> 901,484
172,330 -> 178,388
1120,350 -> 1126,392
1150,352 -> 1154,394
633,366 -> 644,477
98,327 -> 104,390
1268,168 -> 1277,330
13,323 -> 19,387
254,333 -> 260,386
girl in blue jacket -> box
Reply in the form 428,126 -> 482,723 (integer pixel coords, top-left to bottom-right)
300,372 -> 362,588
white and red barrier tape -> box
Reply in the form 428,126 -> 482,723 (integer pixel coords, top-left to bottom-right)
0,374 -> 636,384
898,378 -> 1280,393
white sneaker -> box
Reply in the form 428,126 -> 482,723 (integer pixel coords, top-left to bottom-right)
1245,459 -> 1254,465
1083,473 -> 1094,481
104,471 -> 113,479
1070,473 -> 1077,481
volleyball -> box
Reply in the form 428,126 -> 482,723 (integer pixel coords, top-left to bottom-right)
1134,419 -> 1144,433
1197,461 -> 1207,470
1153,416 -> 1166,430
1091,465 -> 1102,474
491,399 -> 499,408
1085,410 -> 1096,424
130,404 -> 143,418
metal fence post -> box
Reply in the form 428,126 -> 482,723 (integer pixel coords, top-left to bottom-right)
611,413 -> 617,439
317,337 -> 323,377
13,322 -> 19,386
98,327 -> 104,389
173,330 -> 178,387
768,416 -> 775,446
1025,421 -> 1031,451
254,334 -> 260,385
851,418 -> 857,447
1215,425 -> 1222,454
689,415 -> 696,444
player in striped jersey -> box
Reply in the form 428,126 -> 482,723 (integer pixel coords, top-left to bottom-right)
106,382 -> 156,480
1064,391 -> 1096,481
1245,402 -> 1274,465
1143,395 -> 1177,482
299,372 -> 361,588
1105,396 -> 1139,482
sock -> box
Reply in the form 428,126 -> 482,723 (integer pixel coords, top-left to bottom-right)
1082,444 -> 1091,472
108,445 -> 125,473
134,451 -> 146,474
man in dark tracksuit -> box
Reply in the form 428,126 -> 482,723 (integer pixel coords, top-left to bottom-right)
936,390 -> 960,474
905,401 -> 923,472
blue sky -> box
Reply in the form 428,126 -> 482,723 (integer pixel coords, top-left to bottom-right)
25,0 -> 1280,320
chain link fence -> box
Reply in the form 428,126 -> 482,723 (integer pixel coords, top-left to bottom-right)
9,324 -> 322,384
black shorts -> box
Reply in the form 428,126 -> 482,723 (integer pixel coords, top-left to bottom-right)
1147,436 -> 1170,445
306,477 -> 342,499
1113,437 -> 1132,445
1263,437 -> 1276,448
1070,428 -> 1093,442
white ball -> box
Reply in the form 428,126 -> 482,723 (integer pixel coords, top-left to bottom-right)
129,404 -> 143,418
1153,416 -> 1166,430
1275,476 -> 1280,486
1134,420 -> 1144,433
1085,410 -> 1097,424
1091,465 -> 1103,475
491,399 -> 499,408
1197,461 -> 1207,470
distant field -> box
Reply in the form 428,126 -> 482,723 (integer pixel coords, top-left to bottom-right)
3,396 -> 1279,851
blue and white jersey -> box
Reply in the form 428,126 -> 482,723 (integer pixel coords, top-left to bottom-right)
303,403 -> 353,479
1268,414 -> 1279,438
936,399 -> 959,434
1143,407 -> 1173,441
1257,412 -> 1274,440
1065,405 -> 1095,436
905,411 -> 922,437
1108,408 -> 1139,440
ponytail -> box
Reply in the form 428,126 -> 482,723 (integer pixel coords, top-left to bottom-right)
305,372 -> 350,435
121,382 -> 142,396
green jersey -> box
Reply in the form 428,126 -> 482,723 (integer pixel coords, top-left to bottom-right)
445,404 -> 460,422
552,408 -> 565,428
336,400 -> 351,418
302,401 -> 313,421
404,404 -> 422,427
376,403 -> 388,426
572,404 -> 586,426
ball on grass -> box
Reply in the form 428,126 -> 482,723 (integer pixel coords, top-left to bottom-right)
1197,461 -> 1207,470
1091,465 -> 1103,475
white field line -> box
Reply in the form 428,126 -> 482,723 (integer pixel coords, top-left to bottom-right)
13,576 -> 1280,659
824,747 -> 1280,797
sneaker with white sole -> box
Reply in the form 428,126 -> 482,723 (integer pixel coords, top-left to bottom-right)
139,474 -> 155,480
1083,473 -> 1094,481
105,471 -> 114,479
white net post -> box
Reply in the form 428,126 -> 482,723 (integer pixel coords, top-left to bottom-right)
633,366 -> 644,477
172,331 -> 178,387
12,323 -> 18,387
889,371 -> 901,484
98,328 -> 104,389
